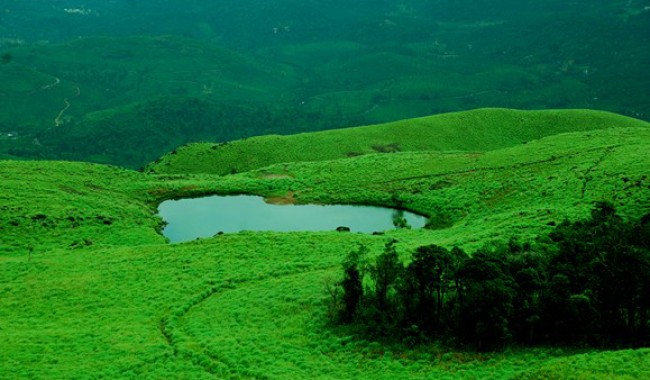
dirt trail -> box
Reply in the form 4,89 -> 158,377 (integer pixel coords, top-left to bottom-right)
54,85 -> 81,127
41,77 -> 60,90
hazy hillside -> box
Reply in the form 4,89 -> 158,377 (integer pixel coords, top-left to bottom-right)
147,108 -> 650,175
1,1 -> 649,167
0,35 -> 297,129
0,36 -> 311,167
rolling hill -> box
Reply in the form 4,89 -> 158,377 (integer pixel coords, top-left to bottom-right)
2,109 -> 649,378
147,108 -> 650,175
2,1 -> 650,377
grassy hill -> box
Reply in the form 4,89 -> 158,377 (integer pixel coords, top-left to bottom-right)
147,108 -> 650,175
2,118 -> 649,378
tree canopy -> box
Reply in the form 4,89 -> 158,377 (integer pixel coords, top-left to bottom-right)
332,202 -> 650,351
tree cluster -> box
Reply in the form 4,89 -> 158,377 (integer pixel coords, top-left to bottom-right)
330,202 -> 650,350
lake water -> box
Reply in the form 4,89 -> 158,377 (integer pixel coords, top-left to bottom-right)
158,195 -> 427,243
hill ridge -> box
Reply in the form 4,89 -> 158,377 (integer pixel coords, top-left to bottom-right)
146,108 -> 650,175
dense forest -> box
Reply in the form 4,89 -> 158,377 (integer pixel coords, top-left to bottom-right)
331,202 -> 650,351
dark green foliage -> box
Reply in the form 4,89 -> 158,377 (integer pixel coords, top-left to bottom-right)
365,241 -> 404,330
339,245 -> 367,323
457,249 -> 516,350
391,210 -> 410,229
401,245 -> 456,336
631,212 -> 650,249
30,97 -> 341,169
330,203 -> 650,351
507,250 -> 547,345
424,210 -> 455,230
543,202 -> 650,346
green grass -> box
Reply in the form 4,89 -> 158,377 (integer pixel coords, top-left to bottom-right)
0,161 -> 165,255
2,115 -> 649,378
147,108 -> 650,175
512,349 -> 650,380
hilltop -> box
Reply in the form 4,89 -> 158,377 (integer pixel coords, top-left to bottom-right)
147,108 -> 650,175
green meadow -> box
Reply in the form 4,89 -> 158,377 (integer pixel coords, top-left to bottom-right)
2,109 -> 650,379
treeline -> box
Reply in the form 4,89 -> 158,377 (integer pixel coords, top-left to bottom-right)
329,202 -> 650,350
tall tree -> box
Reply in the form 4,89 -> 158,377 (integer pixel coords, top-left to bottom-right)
457,250 -> 515,351
339,245 -> 367,323
368,240 -> 404,329
403,244 -> 453,335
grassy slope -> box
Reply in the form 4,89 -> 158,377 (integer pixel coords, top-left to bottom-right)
2,126 -> 650,378
0,161 -> 166,255
147,108 -> 650,175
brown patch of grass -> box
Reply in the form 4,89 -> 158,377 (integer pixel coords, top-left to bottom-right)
59,185 -> 86,195
261,173 -> 293,180
264,191 -> 295,205
371,142 -> 401,153
482,185 -> 514,207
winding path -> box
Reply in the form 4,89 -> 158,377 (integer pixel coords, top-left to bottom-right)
54,85 -> 81,127
41,77 -> 60,90
159,265 -> 337,378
